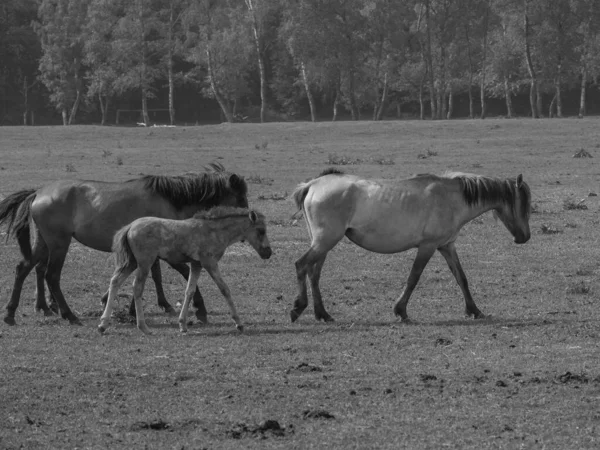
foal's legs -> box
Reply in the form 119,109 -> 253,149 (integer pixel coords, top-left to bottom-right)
98,265 -> 135,333
203,261 -> 243,331
168,262 -> 208,323
393,245 -> 437,322
132,267 -> 152,335
437,242 -> 485,319
126,260 -> 177,317
178,262 -> 203,333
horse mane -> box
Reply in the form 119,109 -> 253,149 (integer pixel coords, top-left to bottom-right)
319,167 -> 344,177
444,171 -> 531,217
193,206 -> 264,221
140,171 -> 247,210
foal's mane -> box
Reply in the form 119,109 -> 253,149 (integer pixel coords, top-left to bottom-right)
193,206 -> 264,221
444,172 -> 531,217
139,170 -> 247,210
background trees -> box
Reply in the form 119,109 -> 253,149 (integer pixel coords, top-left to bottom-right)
1,0 -> 600,125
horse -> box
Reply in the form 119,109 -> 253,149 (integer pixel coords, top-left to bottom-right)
98,207 -> 272,335
0,163 -> 249,327
290,168 -> 531,323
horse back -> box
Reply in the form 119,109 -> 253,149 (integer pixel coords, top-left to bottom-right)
30,179 -> 177,252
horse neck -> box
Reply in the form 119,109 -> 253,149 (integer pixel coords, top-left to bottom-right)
462,198 -> 504,224
205,215 -> 250,245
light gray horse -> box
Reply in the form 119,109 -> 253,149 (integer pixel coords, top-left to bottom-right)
291,168 -> 531,323
98,207 -> 272,335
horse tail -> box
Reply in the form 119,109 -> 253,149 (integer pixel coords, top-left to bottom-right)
291,181 -> 313,221
0,189 -> 37,259
112,224 -> 137,273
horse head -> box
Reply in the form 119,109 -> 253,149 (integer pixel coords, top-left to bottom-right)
494,174 -> 531,244
245,210 -> 272,259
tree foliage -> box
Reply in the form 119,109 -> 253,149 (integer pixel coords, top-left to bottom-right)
3,0 -> 600,125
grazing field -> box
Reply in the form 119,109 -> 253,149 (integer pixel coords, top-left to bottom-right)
1,119 -> 600,449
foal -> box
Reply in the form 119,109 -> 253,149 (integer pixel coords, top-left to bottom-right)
98,207 -> 272,335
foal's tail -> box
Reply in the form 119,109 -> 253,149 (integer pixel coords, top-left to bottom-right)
112,224 -> 137,273
291,181 -> 312,221
0,189 -> 37,259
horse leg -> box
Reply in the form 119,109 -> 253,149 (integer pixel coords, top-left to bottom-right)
203,262 -> 243,332
437,242 -> 485,319
308,255 -> 333,322
291,241 -> 338,323
178,263 -> 203,333
393,245 -> 436,322
168,262 -> 208,324
132,267 -> 152,335
4,259 -> 36,326
44,242 -> 82,326
98,266 -> 134,333
4,232 -> 47,325
34,263 -> 53,316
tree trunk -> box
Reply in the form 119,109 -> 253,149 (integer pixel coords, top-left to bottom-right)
548,94 -> 556,118
419,83 -> 424,120
68,89 -> 81,125
464,22 -> 474,118
524,4 -> 538,118
376,72 -> 388,121
554,63 -> 563,118
446,87 -> 453,119
22,76 -> 29,126
425,0 -> 436,119
245,0 -> 267,123
503,75 -> 513,118
62,108 -> 68,126
206,45 -> 234,123
167,0 -> 175,125
578,67 -> 586,118
332,75 -> 341,121
141,91 -> 149,125
480,2 -> 489,120
300,62 -> 316,122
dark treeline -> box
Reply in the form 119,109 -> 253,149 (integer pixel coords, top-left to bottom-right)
1,0 -> 600,126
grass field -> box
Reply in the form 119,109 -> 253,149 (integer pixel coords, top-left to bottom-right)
1,119 -> 600,449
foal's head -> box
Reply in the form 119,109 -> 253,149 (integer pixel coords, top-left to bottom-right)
244,210 -> 272,260
494,174 -> 531,244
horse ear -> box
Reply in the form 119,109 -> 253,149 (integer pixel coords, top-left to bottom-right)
516,174 -> 523,188
229,173 -> 246,192
249,210 -> 258,223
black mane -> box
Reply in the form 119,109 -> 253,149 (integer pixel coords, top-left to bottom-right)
445,172 -> 531,218
141,171 -> 248,210
192,206 -> 263,221
319,167 -> 344,177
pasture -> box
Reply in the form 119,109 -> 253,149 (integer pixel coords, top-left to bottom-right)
0,119 -> 599,449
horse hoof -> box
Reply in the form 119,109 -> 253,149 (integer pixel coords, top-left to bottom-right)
43,309 -> 54,317
3,316 -> 16,326
165,307 -> 178,318
290,310 -> 301,323
195,311 -> 208,324
236,324 -> 244,333
70,318 -> 83,326
98,325 -> 106,334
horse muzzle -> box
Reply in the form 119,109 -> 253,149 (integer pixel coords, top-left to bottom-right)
259,247 -> 272,259
514,233 -> 530,244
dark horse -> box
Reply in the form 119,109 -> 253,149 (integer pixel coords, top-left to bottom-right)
0,164 -> 248,326
291,169 -> 531,323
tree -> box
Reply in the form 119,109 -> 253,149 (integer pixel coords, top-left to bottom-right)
183,0 -> 253,123
35,0 -> 89,125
